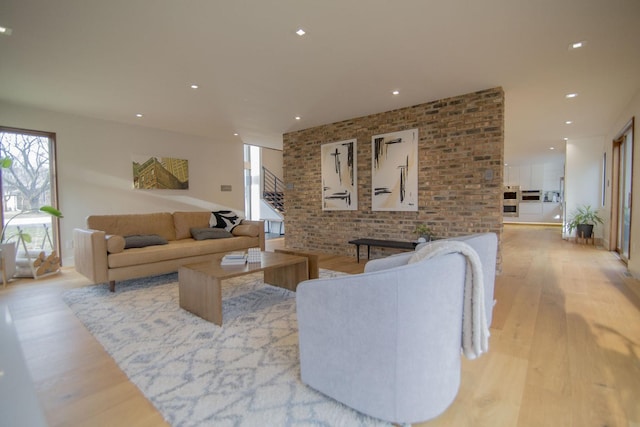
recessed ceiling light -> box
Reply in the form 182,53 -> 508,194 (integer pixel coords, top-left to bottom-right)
0,26 -> 13,36
295,116 -> 301,120
565,93 -> 578,99
136,113 -> 143,118
392,90 -> 400,95
190,84 -> 199,89
550,147 -> 555,150
296,28 -> 306,36
233,133 -> 239,136
570,41 -> 586,50
563,137 -> 569,141
565,120 -> 573,124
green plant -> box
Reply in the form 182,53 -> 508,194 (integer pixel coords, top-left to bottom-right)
0,156 -> 63,243
414,224 -> 432,237
0,206 -> 64,243
567,204 -> 604,234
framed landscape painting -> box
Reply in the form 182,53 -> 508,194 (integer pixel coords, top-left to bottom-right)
321,139 -> 357,210
371,128 -> 418,211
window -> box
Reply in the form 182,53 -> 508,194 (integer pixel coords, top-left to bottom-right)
0,127 -> 60,261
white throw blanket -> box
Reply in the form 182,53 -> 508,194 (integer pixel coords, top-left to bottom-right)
409,240 -> 489,359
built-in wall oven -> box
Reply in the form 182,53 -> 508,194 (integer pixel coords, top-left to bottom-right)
520,189 -> 542,202
503,185 -> 520,217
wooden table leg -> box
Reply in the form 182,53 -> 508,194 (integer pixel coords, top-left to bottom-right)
263,259 -> 309,291
179,267 -> 223,325
273,249 -> 319,279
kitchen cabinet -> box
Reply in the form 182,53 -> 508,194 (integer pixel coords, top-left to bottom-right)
504,162 -> 559,190
542,202 -> 562,223
504,166 -> 520,186
504,164 -> 548,190
543,163 -> 564,192
519,202 -> 543,215
519,165 -> 530,188
516,164 -> 546,190
531,164 -> 544,190
513,202 -> 542,223
503,201 -> 563,224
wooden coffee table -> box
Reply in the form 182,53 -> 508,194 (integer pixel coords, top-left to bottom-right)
272,248 -> 319,279
178,251 -> 309,325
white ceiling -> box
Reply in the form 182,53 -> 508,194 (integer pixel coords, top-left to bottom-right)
1,0 -> 639,166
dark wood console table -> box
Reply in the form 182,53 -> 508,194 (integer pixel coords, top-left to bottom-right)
348,238 -> 418,263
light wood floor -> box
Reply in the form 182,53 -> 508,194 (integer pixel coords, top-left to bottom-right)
1,224 -> 639,426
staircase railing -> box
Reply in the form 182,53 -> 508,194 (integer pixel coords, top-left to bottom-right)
262,166 -> 285,214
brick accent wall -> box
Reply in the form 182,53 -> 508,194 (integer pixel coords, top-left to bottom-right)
283,87 -> 504,266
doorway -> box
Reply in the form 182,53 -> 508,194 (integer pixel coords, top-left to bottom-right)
610,118 -> 634,262
0,127 -> 61,263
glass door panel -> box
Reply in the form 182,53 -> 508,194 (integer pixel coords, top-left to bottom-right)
616,128 -> 633,261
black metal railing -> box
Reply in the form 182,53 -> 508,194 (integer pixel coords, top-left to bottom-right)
262,166 -> 285,214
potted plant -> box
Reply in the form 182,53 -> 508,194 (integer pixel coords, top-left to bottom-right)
0,156 -> 63,279
567,204 -> 604,239
414,224 -> 433,243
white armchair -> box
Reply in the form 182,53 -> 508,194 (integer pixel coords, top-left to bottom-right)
296,233 -> 498,425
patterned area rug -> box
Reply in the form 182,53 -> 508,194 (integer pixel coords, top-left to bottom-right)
63,270 -> 390,427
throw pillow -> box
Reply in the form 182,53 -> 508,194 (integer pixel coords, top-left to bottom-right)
209,210 -> 243,231
105,234 -> 126,254
173,211 -> 211,240
124,234 -> 168,249
190,227 -> 233,241
231,224 -> 260,237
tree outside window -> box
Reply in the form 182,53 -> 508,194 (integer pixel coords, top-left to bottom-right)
0,131 -> 56,252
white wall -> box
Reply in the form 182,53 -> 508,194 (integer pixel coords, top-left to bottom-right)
261,147 -> 283,178
564,136 -> 605,239
0,101 -> 246,266
604,89 -> 640,277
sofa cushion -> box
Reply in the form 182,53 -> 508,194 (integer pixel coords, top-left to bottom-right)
106,234 -> 126,254
231,223 -> 260,237
209,210 -> 242,231
173,211 -> 211,240
124,234 -> 168,249
107,237 -> 258,268
87,212 -> 176,241
190,227 -> 233,240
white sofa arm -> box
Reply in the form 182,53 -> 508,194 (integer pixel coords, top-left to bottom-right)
73,228 -> 108,284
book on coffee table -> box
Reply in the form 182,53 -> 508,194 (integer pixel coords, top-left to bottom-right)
221,252 -> 247,265
224,251 -> 246,259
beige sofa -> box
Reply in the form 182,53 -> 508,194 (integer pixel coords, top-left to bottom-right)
73,211 -> 265,291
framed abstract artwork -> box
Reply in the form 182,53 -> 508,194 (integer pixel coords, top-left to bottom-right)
371,129 -> 418,211
321,139 -> 357,210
